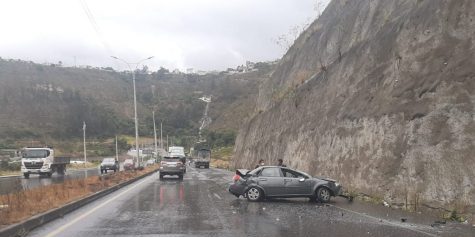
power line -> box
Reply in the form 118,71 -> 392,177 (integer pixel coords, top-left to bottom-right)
78,0 -> 114,56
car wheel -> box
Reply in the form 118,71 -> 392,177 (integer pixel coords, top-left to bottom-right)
246,187 -> 263,202
316,187 -> 331,203
159,174 -> 164,180
178,175 -> 183,180
23,173 -> 30,179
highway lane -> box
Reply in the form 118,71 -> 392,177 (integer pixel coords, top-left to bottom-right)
0,167 -> 100,195
25,167 -> 474,237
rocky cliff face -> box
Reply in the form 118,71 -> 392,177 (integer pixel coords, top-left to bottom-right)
233,0 -> 475,211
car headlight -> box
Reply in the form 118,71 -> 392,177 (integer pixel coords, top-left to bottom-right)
335,182 -> 340,187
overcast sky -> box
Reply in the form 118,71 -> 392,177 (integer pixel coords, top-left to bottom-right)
0,0 -> 329,71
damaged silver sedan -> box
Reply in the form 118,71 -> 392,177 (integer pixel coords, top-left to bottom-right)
228,166 -> 342,202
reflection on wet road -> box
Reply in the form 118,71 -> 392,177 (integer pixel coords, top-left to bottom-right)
26,167 -> 474,237
0,168 -> 100,195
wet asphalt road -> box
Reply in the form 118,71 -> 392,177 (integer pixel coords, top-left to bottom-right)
0,168 -> 100,195
25,167 -> 474,237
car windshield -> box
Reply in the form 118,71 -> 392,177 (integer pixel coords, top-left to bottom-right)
102,158 -> 115,163
22,150 -> 49,159
124,159 -> 133,164
164,157 -> 180,160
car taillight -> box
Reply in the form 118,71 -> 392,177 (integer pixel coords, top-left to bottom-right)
233,174 -> 241,183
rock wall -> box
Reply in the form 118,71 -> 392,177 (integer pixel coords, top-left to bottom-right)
233,0 -> 475,210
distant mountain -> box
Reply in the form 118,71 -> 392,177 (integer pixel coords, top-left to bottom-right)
0,58 -> 274,148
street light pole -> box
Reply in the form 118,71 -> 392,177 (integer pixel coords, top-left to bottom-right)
115,135 -> 119,161
153,111 -> 158,160
83,121 -> 87,168
111,56 -> 153,168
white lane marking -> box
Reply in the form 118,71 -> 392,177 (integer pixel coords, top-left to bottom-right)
213,193 -> 222,200
329,204 -> 438,237
43,175 -> 153,237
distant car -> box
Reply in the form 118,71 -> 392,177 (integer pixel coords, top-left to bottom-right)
123,159 -> 135,171
100,158 -> 119,174
159,156 -> 185,179
228,166 -> 342,202
146,159 -> 155,165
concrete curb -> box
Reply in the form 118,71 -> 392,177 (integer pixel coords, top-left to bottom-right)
0,169 -> 158,237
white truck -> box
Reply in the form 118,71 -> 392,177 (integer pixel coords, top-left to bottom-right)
20,147 -> 70,178
168,146 -> 185,158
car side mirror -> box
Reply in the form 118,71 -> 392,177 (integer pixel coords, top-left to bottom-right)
299,178 -> 305,182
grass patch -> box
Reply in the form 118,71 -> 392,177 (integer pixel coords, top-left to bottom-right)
67,162 -> 99,170
210,146 -> 233,170
0,165 -> 158,226
0,170 -> 21,176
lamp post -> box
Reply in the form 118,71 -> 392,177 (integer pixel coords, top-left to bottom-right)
83,121 -> 87,168
111,56 -> 153,167
153,111 -> 158,161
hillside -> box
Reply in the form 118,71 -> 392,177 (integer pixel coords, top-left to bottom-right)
233,0 -> 475,215
0,59 -> 273,150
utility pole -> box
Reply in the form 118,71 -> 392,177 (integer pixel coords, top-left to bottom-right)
166,134 -> 169,151
115,135 -> 119,161
83,121 -> 87,168
153,111 -> 158,160
160,122 -> 163,150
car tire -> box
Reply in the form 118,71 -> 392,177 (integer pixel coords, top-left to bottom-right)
159,174 -> 164,180
316,187 -> 331,203
246,187 -> 263,202
178,175 -> 183,180
23,173 -> 30,179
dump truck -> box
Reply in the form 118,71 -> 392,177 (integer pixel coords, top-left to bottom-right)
194,148 -> 211,168
20,147 -> 70,178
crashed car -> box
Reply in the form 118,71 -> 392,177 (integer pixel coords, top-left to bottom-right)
228,166 -> 342,202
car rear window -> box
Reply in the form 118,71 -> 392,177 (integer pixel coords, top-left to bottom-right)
163,157 -> 180,161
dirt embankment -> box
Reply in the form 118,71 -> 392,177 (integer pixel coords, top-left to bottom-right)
233,0 -> 475,219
